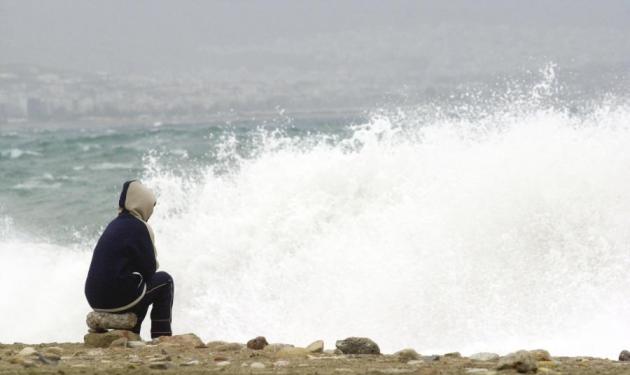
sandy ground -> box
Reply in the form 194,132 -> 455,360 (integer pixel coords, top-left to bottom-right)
1,339 -> 630,375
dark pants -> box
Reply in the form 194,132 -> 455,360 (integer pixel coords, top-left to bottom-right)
124,271 -> 174,338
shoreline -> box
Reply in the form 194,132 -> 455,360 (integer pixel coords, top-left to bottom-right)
2,334 -> 630,374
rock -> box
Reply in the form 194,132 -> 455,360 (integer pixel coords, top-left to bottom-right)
213,355 -> 229,362
497,351 -> 537,373
466,369 -> 491,374
274,360 -> 290,367
158,333 -> 206,348
620,350 -> 630,361
407,360 -> 424,366
306,340 -> 324,353
181,360 -> 200,366
470,352 -> 500,361
529,349 -> 551,361
395,348 -> 420,362
17,347 -> 37,357
84,330 -> 141,348
250,362 -> 266,369
109,337 -> 128,348
86,311 -> 137,331
247,336 -> 269,350
335,337 -> 380,355
276,347 -> 310,358
263,343 -> 294,353
216,360 -> 231,366
149,361 -> 172,370
127,340 -> 146,348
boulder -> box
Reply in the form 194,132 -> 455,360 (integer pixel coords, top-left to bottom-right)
335,337 -> 380,355
394,348 -> 420,362
306,340 -> 324,353
247,336 -> 269,350
497,350 -> 537,373
470,352 -> 500,361
84,330 -> 140,348
620,350 -> 630,361
86,311 -> 137,331
158,333 -> 206,348
529,349 -> 551,361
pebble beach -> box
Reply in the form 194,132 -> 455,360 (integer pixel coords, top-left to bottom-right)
2,333 -> 630,374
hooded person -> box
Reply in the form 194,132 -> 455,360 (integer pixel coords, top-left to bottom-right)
85,180 -> 174,338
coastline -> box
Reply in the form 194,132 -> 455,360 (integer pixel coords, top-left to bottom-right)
2,336 -> 629,374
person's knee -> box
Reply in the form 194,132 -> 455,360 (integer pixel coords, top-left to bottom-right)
152,271 -> 173,286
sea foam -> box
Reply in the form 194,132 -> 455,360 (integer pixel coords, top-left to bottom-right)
2,98 -> 630,358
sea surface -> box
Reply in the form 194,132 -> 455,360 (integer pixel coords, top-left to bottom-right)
2,67 -> 630,357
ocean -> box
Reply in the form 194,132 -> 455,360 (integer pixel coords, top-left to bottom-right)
2,67 -> 630,358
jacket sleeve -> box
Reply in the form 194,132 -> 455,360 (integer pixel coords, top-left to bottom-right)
129,224 -> 157,280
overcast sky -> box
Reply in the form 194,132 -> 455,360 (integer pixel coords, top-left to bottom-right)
1,0 -> 629,84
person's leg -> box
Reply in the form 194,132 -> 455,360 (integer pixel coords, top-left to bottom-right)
145,271 -> 174,338
124,271 -> 174,337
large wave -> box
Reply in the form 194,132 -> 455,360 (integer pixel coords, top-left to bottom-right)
3,74 -> 630,357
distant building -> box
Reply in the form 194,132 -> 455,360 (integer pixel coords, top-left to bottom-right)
27,98 -> 48,121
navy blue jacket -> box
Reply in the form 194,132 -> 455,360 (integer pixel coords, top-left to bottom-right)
85,212 -> 157,311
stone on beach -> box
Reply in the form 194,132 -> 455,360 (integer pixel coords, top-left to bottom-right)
335,337 -> 380,355
529,349 -> 551,361
619,350 -> 630,361
157,333 -> 206,348
497,350 -> 537,373
84,330 -> 141,348
247,336 -> 269,350
394,348 -> 421,362
306,340 -> 325,353
86,311 -> 137,331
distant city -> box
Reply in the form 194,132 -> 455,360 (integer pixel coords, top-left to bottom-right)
0,63 -> 400,125
1,59 -> 628,126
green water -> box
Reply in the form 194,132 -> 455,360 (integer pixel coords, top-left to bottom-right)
0,117 -> 358,243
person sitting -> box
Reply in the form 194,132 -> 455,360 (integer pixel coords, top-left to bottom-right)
84,180 -> 174,338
